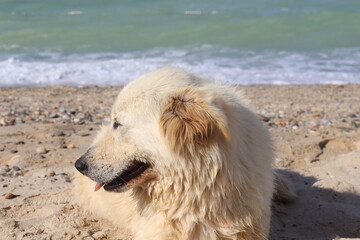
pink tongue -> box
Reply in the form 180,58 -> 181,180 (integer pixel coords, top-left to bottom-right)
94,182 -> 104,192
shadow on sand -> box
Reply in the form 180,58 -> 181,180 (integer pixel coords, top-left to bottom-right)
270,169 -> 360,240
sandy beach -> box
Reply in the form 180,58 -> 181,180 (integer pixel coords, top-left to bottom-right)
0,84 -> 359,240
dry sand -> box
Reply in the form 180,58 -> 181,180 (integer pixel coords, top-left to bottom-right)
0,85 -> 359,240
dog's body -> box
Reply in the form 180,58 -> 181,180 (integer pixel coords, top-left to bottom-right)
74,67 -> 294,240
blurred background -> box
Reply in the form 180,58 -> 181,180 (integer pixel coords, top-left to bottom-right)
0,0 -> 359,86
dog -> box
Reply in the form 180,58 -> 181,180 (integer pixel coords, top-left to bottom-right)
74,67 -> 295,240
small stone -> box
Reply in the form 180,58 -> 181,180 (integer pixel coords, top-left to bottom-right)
0,118 -> 6,126
15,141 -> 25,145
297,110 -> 305,114
280,118 -> 293,123
15,117 -> 23,124
12,166 -> 20,171
61,114 -> 70,120
35,228 -> 44,235
8,118 -> 16,125
59,108 -> 66,113
49,171 -> 55,177
348,113 -> 357,118
309,120 -> 319,127
36,146 -> 48,154
350,121 -> 359,129
76,112 -> 85,119
92,230 -> 107,239
259,115 -> 270,122
76,132 -> 90,137
10,150 -> 18,154
4,192 -> 15,199
0,167 -> 8,175
322,120 -> 332,125
14,172 -> 23,177
73,118 -> 80,123
67,144 -> 75,149
49,113 -> 59,119
54,131 -> 66,137
311,113 -> 321,118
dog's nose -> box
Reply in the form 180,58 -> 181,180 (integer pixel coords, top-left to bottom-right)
75,156 -> 88,174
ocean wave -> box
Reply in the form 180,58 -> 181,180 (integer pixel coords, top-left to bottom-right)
0,47 -> 359,87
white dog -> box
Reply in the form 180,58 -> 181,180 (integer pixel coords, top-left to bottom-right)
74,67 -> 295,240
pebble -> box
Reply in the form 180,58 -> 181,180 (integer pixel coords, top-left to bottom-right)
76,132 -> 90,137
49,113 -> 59,118
67,144 -> 75,149
61,114 -> 70,120
12,166 -> 20,171
59,108 -> 66,113
14,172 -> 23,177
4,192 -> 15,199
92,230 -> 107,239
49,171 -> 55,177
0,118 -> 6,126
0,167 -> 8,175
35,228 -> 44,235
311,113 -> 321,118
16,141 -> 25,145
350,121 -> 359,129
348,113 -> 357,118
309,120 -> 319,127
54,131 -> 66,137
75,112 -> 85,119
36,146 -> 48,154
8,118 -> 16,125
259,115 -> 270,122
10,150 -> 18,154
322,120 -> 332,125
15,117 -> 23,124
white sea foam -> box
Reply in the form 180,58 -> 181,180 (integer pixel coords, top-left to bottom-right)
0,47 -> 359,87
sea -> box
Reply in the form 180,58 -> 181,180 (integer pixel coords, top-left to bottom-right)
0,0 -> 359,87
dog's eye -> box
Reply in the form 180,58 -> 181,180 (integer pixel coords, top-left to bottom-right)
113,120 -> 122,129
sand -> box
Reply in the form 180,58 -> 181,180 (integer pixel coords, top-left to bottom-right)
0,85 -> 359,240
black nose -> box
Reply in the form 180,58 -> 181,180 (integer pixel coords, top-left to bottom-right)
75,156 -> 88,174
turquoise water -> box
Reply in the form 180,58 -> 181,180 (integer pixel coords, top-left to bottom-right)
0,0 -> 359,86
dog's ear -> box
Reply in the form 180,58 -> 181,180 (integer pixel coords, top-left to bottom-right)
160,88 -> 230,155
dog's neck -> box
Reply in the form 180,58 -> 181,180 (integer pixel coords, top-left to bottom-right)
131,159 -> 261,239
132,152 -> 253,229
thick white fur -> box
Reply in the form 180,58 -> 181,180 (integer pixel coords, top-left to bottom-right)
74,67 -> 276,240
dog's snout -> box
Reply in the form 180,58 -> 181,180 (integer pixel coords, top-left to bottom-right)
75,155 -> 88,174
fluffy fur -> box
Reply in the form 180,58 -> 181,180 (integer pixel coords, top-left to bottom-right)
74,67 -> 293,240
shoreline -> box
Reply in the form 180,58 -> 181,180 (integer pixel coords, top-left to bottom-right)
0,85 -> 359,239
1,82 -> 360,89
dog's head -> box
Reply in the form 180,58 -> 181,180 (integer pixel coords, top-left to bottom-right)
75,67 -> 231,193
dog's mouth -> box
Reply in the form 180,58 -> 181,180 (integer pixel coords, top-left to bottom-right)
94,160 -> 150,192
